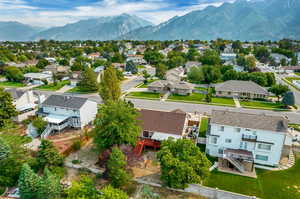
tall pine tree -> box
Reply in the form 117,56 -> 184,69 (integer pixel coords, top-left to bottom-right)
0,88 -> 18,129
37,139 -> 64,168
107,147 -> 130,188
18,164 -> 41,199
99,66 -> 121,103
37,168 -> 61,199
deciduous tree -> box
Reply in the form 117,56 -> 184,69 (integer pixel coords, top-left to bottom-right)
78,67 -> 99,92
94,101 -> 140,151
269,84 -> 289,102
157,138 -> 211,189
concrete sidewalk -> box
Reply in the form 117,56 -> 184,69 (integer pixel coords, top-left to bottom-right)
233,96 -> 241,108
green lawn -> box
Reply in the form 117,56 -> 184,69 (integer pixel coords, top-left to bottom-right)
126,92 -> 161,99
199,117 -> 208,137
0,81 -> 25,88
204,157 -> 300,199
240,100 -> 286,110
289,123 -> 300,131
34,80 -> 70,91
195,87 -> 208,92
284,77 -> 300,91
137,79 -> 156,88
67,86 -> 98,94
168,93 -> 206,102
168,94 -> 235,106
295,73 -> 300,77
211,97 -> 235,105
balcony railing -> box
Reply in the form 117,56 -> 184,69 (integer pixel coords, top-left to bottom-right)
242,134 -> 257,142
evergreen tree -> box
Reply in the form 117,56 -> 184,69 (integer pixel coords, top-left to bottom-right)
125,61 -> 138,74
94,101 -> 140,151
37,168 -> 61,199
99,66 -> 121,103
107,147 -> 130,188
78,67 -> 99,92
282,91 -> 295,107
18,164 -> 41,199
155,63 -> 167,79
0,137 -> 10,161
0,88 -> 18,129
37,140 -> 64,168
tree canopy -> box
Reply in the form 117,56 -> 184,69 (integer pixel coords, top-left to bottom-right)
0,88 -> 18,129
157,138 -> 211,189
107,147 -> 131,188
268,84 -> 289,101
94,100 -> 141,151
4,66 -> 24,82
78,67 -> 99,92
282,91 -> 295,107
37,139 -> 64,168
99,66 -> 121,103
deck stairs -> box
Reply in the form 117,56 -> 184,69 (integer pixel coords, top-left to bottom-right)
223,154 -> 245,173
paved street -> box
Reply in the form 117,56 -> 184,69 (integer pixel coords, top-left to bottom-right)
129,98 -> 300,124
121,76 -> 144,92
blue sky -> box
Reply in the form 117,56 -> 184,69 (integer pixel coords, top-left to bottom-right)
0,0 -> 235,27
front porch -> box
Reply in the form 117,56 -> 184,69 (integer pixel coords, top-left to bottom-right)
218,149 -> 257,178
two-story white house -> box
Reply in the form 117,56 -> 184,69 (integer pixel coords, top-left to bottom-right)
37,95 -> 98,138
206,110 -> 291,176
6,89 -> 40,122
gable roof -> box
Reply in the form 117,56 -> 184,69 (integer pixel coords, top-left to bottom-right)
215,80 -> 269,95
42,95 -> 88,110
211,110 -> 288,133
5,88 -> 25,100
138,109 -> 187,136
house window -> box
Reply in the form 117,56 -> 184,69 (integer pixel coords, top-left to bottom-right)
218,149 -> 224,154
257,143 -> 271,151
211,137 -> 218,144
245,129 -> 251,132
225,139 -> 232,143
235,128 -> 241,132
54,107 -> 57,111
219,126 -> 224,132
228,92 -> 231,95
256,155 -> 268,161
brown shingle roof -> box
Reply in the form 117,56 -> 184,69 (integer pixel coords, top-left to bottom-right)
211,110 -> 288,133
138,109 -> 187,136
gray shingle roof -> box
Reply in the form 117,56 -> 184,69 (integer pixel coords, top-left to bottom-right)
5,88 -> 25,100
211,110 -> 288,133
215,80 -> 269,95
42,95 -> 88,110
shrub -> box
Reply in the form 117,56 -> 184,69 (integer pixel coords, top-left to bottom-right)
71,140 -> 82,151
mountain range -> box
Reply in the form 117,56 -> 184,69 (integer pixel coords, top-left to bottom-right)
0,0 -> 300,41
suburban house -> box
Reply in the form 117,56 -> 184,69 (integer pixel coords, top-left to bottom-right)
93,66 -> 105,83
37,95 -> 98,138
69,71 -> 82,87
6,89 -> 39,121
166,67 -> 185,82
281,66 -> 300,74
185,61 -> 202,73
148,80 -> 194,95
126,55 -> 147,65
220,53 -> 237,61
134,109 -> 200,156
206,110 -> 292,177
24,72 -> 53,85
270,53 -> 291,65
43,64 -> 70,74
215,80 -> 269,99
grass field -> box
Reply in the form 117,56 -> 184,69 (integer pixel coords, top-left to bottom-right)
168,93 -> 206,102
284,77 -> 300,91
211,97 -> 235,105
199,117 -> 208,137
195,87 -> 208,92
67,86 -> 98,94
34,80 -> 70,91
137,79 -> 156,88
204,157 -> 300,199
0,81 -> 25,88
240,100 -> 285,110
126,92 -> 160,99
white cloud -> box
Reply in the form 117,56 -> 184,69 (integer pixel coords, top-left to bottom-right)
0,0 -> 236,27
